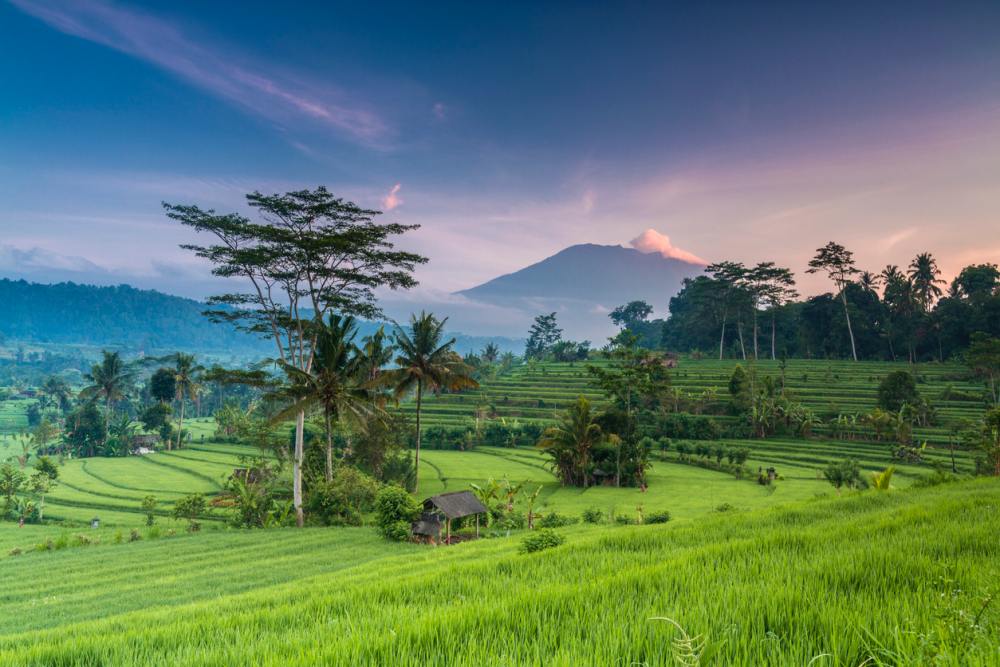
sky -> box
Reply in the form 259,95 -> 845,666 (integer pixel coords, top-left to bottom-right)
2,1 -> 1000,335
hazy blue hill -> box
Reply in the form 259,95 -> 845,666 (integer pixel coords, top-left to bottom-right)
0,279 -> 521,355
456,243 -> 702,340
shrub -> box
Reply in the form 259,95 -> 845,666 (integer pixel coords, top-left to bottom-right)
141,495 -> 157,527
614,515 -> 636,526
646,511 -> 671,524
537,512 -> 577,528
715,503 -> 736,512
519,529 -> 565,554
8,547 -> 22,557
374,485 -> 420,541
877,371 -> 920,412
173,493 -> 207,532
581,507 -> 605,524
128,529 -> 142,543
308,467 -> 380,526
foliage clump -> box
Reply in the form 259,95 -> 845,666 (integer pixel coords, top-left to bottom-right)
374,485 -> 420,542
519,529 -> 565,554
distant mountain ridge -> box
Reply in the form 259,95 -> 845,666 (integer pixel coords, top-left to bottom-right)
0,279 -> 521,356
455,243 -> 703,340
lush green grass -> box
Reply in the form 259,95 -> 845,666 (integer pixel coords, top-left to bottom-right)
0,479 -> 996,665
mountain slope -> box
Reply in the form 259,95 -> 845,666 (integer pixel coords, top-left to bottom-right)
0,279 -> 520,355
456,243 -> 702,339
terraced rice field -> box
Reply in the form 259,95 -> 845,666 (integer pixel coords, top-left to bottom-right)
401,358 -> 986,447
0,479 -> 996,665
0,396 -> 31,434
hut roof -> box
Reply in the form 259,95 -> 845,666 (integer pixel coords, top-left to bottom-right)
423,491 -> 488,519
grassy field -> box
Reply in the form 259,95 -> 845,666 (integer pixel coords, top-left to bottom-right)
0,478 -> 996,665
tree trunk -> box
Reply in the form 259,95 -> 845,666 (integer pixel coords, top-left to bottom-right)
294,410 -> 305,527
324,410 -> 334,483
770,312 -> 777,360
840,289 -> 858,361
752,309 -> 759,360
413,382 -> 423,494
737,320 -> 747,360
176,393 -> 185,450
718,311 -> 727,360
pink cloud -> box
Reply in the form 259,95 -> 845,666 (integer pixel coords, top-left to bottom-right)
382,183 -> 403,211
629,229 -> 707,265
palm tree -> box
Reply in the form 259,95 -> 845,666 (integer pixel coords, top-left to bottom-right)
41,376 -> 73,415
172,353 -> 204,450
381,312 -> 478,493
859,271 -> 881,295
80,351 -> 134,440
908,252 -> 945,312
537,396 -> 603,488
481,343 -> 500,364
274,314 -> 373,482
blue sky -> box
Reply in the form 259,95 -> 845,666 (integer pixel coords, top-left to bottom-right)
2,1 -> 1000,334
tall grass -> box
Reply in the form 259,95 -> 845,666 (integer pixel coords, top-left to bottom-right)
0,479 -> 996,665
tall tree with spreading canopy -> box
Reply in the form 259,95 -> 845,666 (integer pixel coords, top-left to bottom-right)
525,312 -> 563,359
704,261 -> 748,360
166,186 -> 425,526
758,265 -> 798,360
807,242 -> 860,361
380,312 -> 478,492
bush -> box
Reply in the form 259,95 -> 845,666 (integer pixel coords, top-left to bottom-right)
614,515 -> 636,526
128,529 -> 142,543
715,503 -> 736,512
8,547 -> 22,557
646,511 -> 671,524
537,512 -> 577,528
657,413 -> 722,440
141,495 -> 157,527
308,467 -> 380,526
519,529 -> 565,554
374,485 -> 420,541
173,493 -> 207,532
877,371 -> 920,412
581,507 -> 605,524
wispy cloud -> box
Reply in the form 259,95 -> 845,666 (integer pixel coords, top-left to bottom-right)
382,183 -> 403,211
630,229 -> 707,265
9,0 -> 389,145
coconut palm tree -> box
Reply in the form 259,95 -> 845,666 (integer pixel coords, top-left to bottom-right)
859,271 -> 882,295
273,314 -> 373,482
80,351 -> 135,440
172,353 -> 204,450
381,312 -> 478,493
908,252 -> 945,312
537,395 -> 603,488
41,376 -> 73,415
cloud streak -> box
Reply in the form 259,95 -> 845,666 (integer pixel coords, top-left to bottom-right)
382,183 -> 403,211
9,0 -> 389,145
629,229 -> 707,265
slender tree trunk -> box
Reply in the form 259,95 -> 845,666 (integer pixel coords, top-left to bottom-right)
414,382 -> 423,494
770,312 -> 777,360
176,392 -> 185,450
719,310 -> 727,360
324,410 -> 334,483
840,289 -> 858,361
752,309 -> 759,360
737,320 -> 747,360
294,410 -> 305,527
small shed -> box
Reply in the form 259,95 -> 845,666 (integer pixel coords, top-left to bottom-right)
418,491 -> 488,543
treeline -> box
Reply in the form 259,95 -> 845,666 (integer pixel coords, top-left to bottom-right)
657,244 -> 1000,361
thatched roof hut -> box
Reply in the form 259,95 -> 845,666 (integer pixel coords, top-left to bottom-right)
415,491 -> 488,543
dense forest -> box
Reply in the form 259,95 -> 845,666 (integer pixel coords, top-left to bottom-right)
659,248 -> 1000,361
